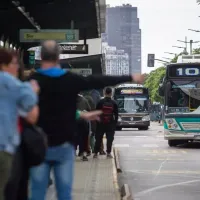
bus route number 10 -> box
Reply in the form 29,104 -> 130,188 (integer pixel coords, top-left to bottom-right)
176,67 -> 200,76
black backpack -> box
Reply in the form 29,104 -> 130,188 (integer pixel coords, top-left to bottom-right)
101,101 -> 114,124
21,124 -> 48,167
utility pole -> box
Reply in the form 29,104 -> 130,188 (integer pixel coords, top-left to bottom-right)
162,57 -> 171,60
177,36 -> 200,55
164,52 -> 177,56
172,46 -> 188,55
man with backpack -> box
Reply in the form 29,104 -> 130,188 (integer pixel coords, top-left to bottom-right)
93,87 -> 118,158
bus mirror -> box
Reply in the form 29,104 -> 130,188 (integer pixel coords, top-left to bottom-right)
166,81 -> 171,96
159,85 -> 164,96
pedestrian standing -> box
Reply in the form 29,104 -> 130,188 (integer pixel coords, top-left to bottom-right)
94,87 -> 118,158
0,49 -> 38,200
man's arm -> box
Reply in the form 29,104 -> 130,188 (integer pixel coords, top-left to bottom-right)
72,73 -> 136,92
17,82 -> 38,117
113,101 -> 119,123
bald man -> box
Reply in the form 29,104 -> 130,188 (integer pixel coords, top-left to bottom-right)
28,40 -> 144,200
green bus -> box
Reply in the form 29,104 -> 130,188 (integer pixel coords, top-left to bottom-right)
159,62 -> 200,147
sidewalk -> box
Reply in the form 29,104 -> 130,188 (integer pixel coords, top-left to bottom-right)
46,155 -> 120,200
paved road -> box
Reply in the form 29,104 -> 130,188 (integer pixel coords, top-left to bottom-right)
114,122 -> 200,200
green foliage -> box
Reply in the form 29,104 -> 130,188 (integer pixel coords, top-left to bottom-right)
193,48 -> 200,54
171,55 -> 178,63
144,67 -> 166,103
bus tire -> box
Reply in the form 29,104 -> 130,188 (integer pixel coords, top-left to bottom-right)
168,140 -> 179,147
138,126 -> 148,131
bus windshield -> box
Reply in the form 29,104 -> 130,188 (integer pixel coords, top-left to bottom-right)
116,96 -> 149,113
168,80 -> 200,111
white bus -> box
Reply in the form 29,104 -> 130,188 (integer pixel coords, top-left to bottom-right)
113,84 -> 150,130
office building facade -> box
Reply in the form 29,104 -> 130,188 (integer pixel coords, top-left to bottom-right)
106,4 -> 141,74
102,42 -> 129,75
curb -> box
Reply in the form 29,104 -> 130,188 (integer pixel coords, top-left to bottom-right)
121,184 -> 133,200
113,147 -> 122,173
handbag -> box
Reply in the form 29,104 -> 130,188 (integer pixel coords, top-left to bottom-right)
21,124 -> 48,167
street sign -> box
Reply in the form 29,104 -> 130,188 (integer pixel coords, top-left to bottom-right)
69,68 -> 92,76
59,44 -> 88,54
29,51 -> 35,65
20,29 -> 79,43
147,54 -> 155,67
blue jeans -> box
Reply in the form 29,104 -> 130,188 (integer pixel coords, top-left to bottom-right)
29,142 -> 75,200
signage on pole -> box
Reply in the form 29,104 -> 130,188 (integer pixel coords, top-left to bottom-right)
59,44 -> 88,54
20,29 -> 79,42
69,68 -> 92,76
29,51 -> 35,65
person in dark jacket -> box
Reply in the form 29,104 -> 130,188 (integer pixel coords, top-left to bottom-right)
76,94 -> 91,161
89,90 -> 106,155
28,40 -> 144,200
94,87 -> 118,158
84,95 -> 96,153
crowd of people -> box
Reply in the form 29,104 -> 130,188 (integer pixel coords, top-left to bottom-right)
0,40 -> 144,200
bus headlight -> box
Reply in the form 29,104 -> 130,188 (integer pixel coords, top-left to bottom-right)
165,118 -> 181,130
142,115 -> 150,121
118,116 -> 122,122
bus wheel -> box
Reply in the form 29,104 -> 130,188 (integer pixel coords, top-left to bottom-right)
168,140 -> 180,147
138,127 -> 149,131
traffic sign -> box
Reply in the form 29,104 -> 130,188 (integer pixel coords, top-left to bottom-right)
20,29 -> 79,43
69,68 -> 92,76
59,44 -> 88,54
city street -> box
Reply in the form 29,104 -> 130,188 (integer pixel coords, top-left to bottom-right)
114,122 -> 200,200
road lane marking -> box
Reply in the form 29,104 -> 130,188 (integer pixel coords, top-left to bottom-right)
127,170 -> 200,175
142,144 -> 159,148
154,157 -> 169,180
135,179 -> 200,197
135,149 -> 188,154
113,144 -> 130,147
115,135 -> 164,138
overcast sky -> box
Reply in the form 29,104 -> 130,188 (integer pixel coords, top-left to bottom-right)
106,0 -> 200,73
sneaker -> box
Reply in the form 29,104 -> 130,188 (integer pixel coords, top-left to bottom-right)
87,151 -> 91,157
78,152 -> 83,157
107,154 -> 113,158
93,154 -> 98,158
100,151 -> 106,155
82,155 -> 88,161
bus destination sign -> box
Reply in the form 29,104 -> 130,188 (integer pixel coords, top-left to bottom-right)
121,89 -> 143,94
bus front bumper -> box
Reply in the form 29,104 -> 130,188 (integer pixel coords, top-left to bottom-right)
117,120 -> 150,128
164,129 -> 200,140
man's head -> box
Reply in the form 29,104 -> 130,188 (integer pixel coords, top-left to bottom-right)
41,40 -> 60,65
104,87 -> 112,97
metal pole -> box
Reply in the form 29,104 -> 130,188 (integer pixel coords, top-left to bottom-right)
70,20 -> 74,29
185,36 -> 187,52
190,40 -> 193,55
